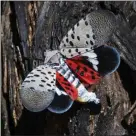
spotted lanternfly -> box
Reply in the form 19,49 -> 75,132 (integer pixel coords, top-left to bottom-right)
19,10 -> 120,114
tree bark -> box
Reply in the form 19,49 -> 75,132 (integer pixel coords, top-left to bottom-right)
1,1 -> 136,136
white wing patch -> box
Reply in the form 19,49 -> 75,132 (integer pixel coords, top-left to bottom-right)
59,15 -> 95,49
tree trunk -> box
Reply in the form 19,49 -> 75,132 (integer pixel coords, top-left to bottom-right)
1,1 -> 136,136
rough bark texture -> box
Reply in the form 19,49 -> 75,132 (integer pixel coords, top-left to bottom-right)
1,1 -> 136,136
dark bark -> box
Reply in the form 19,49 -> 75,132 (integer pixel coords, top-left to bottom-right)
1,1 -> 136,136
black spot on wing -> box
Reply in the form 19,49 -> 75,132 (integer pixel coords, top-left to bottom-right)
80,71 -> 84,76
41,72 -> 46,75
66,38 -> 69,43
69,49 -> 71,53
48,89 -> 51,91
41,80 -> 46,83
93,35 -> 95,40
31,80 -> 35,82
69,41 -> 74,46
77,36 -> 80,41
86,49 -> 89,52
86,41 -> 88,45
37,69 -> 41,72
86,34 -> 90,38
47,83 -> 51,87
78,52 -> 81,55
90,40 -> 93,45
45,77 -> 49,80
34,74 -> 40,77
39,84 -> 44,87
48,72 -> 51,74
30,87 -> 35,90
75,48 -> 78,52
71,34 -> 74,39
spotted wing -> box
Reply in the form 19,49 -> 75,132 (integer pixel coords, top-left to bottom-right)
59,10 -> 117,49
56,72 -> 78,100
59,16 -> 95,49
20,65 -> 56,112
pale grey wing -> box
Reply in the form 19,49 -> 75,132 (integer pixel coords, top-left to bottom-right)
59,16 -> 95,49
20,65 -> 56,112
59,10 -> 116,49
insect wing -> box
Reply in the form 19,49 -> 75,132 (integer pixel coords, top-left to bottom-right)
56,72 -> 78,100
59,10 -> 117,49
65,58 -> 101,85
20,65 -> 56,112
48,88 -> 74,114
